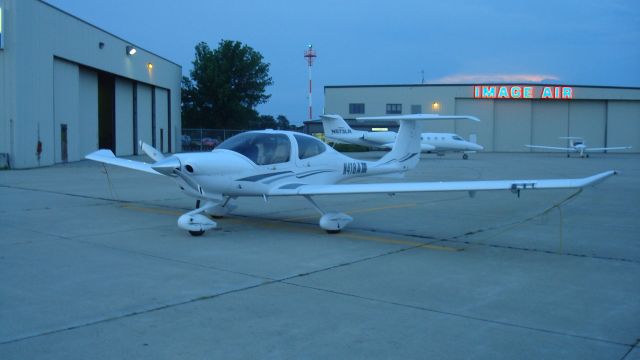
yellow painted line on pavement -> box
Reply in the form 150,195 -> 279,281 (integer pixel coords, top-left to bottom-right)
120,203 -> 461,252
284,202 -> 417,221
121,204 -> 182,216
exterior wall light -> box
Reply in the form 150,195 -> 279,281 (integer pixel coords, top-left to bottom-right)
432,101 -> 441,112
126,46 -> 137,55
146,63 -> 153,71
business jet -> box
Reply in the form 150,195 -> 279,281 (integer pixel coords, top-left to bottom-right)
526,137 -> 632,158
321,114 -> 484,159
86,114 -> 616,236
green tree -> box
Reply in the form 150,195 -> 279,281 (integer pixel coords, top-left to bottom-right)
252,115 -> 277,130
276,115 -> 291,130
182,40 -> 273,129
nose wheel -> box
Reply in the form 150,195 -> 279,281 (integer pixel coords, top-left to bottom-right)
462,153 -> 469,160
189,230 -> 205,236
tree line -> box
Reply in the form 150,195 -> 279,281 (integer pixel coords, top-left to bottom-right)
181,40 -> 298,131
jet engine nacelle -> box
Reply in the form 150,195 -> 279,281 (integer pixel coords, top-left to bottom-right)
363,131 -> 396,144
319,212 -> 353,233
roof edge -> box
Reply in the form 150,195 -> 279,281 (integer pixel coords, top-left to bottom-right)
40,0 -> 181,68
325,83 -> 640,90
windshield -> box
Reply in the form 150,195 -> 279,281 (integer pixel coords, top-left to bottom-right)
452,136 -> 464,141
217,132 -> 291,165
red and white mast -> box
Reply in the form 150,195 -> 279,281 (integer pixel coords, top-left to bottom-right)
303,44 -> 317,121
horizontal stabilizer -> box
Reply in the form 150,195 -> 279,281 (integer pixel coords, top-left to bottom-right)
357,114 -> 480,122
269,171 -> 617,196
85,149 -> 161,175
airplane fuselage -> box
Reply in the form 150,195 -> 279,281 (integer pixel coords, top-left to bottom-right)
154,131 -> 414,201
326,130 -> 482,153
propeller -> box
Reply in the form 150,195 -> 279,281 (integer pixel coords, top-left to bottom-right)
173,169 -> 203,195
142,141 -> 204,195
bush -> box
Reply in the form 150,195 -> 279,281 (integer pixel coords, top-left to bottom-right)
328,143 -> 370,152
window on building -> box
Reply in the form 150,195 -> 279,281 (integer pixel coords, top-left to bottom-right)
411,104 -> 422,114
349,103 -> 365,114
386,103 -> 402,114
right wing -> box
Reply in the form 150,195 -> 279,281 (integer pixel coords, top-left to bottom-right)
269,171 -> 616,196
85,149 -> 161,175
585,146 -> 632,152
525,145 -> 574,151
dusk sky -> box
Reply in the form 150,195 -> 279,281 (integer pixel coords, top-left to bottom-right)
46,0 -> 640,125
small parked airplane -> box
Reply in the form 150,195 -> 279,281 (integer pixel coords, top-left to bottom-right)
86,115 -> 616,236
321,114 -> 484,159
526,137 -> 632,158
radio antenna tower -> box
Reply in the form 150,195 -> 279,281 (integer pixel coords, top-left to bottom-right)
303,44 -> 317,121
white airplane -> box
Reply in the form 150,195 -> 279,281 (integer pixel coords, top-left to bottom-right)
86,115 -> 616,236
526,137 -> 632,158
321,114 -> 484,159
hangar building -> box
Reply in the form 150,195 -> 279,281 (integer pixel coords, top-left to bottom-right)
321,84 -> 640,152
0,0 -> 182,169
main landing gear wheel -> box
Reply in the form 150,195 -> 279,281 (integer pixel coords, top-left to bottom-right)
462,153 -> 469,160
189,230 -> 205,236
326,229 -> 341,234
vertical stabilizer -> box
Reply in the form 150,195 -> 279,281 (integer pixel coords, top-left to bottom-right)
321,115 -> 357,142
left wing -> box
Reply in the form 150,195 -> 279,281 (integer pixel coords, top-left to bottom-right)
525,145 -> 574,151
585,146 -> 632,152
269,171 -> 616,196
86,149 -> 161,175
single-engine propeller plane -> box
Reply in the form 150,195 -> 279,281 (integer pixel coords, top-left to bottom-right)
526,137 -> 632,158
86,114 -> 616,236
322,114 -> 484,159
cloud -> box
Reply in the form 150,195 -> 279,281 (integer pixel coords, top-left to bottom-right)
430,73 -> 560,84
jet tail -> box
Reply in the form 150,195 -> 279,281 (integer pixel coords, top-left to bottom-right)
360,114 -> 480,171
321,115 -> 358,143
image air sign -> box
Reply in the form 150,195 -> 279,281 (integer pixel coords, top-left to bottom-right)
474,85 -> 574,100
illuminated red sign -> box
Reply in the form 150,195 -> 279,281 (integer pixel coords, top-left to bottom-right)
473,85 -> 573,99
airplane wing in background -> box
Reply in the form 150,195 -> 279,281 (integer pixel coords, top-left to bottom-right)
85,149 -> 161,175
525,145 -> 574,151
268,171 -> 616,196
585,146 -> 632,152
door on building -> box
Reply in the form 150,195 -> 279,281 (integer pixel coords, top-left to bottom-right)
98,72 -> 116,152
60,124 -> 68,162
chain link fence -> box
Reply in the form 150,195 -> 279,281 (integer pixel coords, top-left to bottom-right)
180,128 -> 246,152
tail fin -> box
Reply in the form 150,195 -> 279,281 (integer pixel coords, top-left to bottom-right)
360,114 -> 480,170
321,115 -> 355,140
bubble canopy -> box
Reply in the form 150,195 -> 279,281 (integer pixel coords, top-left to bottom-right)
217,132 -> 291,165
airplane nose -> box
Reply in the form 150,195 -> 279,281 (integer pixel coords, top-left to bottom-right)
475,144 -> 484,151
151,156 -> 181,176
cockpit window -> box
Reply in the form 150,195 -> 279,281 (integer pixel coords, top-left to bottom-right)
452,136 -> 464,141
294,134 -> 326,159
217,132 -> 291,165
